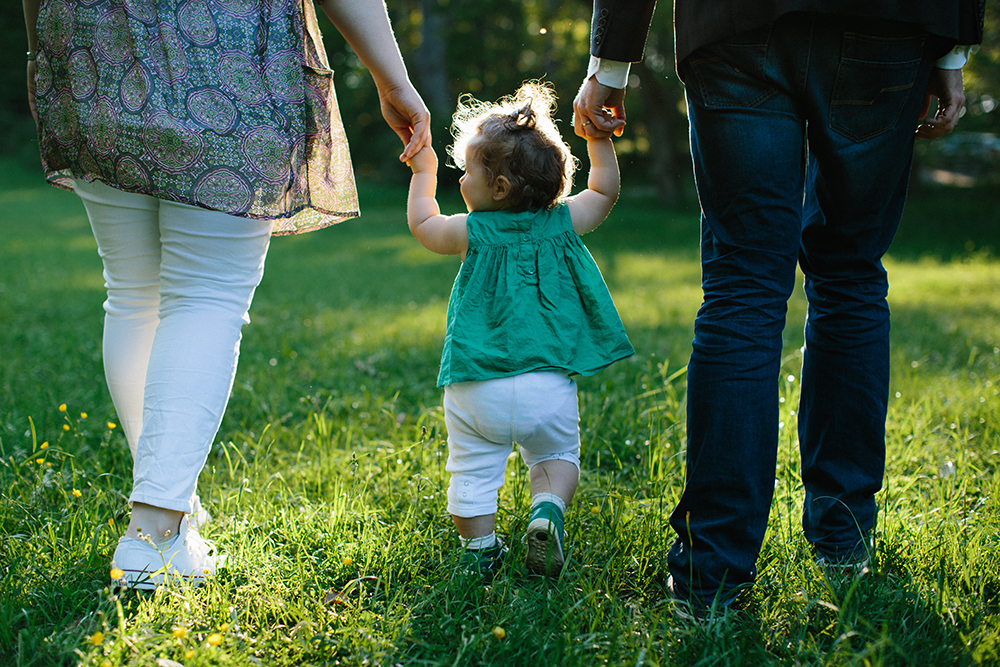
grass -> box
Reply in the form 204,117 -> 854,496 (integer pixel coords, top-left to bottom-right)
1,154 -> 999,666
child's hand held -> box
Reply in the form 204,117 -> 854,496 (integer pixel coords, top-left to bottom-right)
408,146 -> 438,174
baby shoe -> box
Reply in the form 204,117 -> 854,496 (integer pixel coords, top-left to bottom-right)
111,516 -> 223,590
457,538 -> 509,582
524,501 -> 565,578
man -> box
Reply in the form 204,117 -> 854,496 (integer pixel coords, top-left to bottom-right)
574,1 -> 984,614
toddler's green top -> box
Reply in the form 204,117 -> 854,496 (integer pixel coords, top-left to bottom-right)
438,203 -> 634,386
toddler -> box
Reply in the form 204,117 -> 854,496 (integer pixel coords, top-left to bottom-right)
407,82 -> 633,579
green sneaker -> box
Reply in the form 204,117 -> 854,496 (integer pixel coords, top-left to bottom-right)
524,502 -> 565,577
457,538 -> 508,581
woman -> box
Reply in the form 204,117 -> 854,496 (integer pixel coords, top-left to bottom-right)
23,0 -> 430,588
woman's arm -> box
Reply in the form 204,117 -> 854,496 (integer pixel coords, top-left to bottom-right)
23,0 -> 40,120
566,138 -> 620,235
407,147 -> 468,256
317,0 -> 430,161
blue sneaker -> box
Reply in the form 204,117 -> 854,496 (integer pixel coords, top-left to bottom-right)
457,538 -> 508,581
524,502 -> 565,577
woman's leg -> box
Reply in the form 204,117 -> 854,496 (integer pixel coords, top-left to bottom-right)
127,195 -> 271,529
75,180 -> 161,458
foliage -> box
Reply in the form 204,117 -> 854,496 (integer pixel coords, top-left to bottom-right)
4,1 -> 998,191
2,158 -> 999,665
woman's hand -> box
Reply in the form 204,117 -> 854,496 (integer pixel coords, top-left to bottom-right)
319,0 -> 432,161
27,59 -> 37,122
379,83 -> 431,162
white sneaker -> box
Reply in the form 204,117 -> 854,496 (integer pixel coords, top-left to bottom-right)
111,517 -> 223,590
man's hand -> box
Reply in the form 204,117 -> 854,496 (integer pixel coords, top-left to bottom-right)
573,76 -> 626,139
916,68 -> 965,140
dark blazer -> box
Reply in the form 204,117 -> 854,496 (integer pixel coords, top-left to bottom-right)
590,0 -> 984,68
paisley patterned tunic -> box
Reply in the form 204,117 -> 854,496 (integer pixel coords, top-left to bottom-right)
34,0 -> 359,235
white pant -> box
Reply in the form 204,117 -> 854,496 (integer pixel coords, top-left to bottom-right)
75,179 -> 271,512
444,371 -> 581,517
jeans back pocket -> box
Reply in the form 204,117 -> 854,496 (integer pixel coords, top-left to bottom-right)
830,33 -> 926,142
686,26 -> 774,110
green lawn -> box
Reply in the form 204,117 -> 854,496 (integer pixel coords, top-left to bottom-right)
1,156 -> 999,666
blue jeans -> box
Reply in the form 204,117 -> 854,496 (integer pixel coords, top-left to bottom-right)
668,12 -> 944,605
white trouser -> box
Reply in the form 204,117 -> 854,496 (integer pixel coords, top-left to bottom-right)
75,179 -> 271,512
444,371 -> 581,517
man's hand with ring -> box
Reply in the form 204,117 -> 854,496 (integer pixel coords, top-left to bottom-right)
573,77 -> 626,139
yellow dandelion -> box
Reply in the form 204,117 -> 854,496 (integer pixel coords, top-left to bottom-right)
110,567 -> 124,580
206,633 -> 223,646
108,518 -> 115,528
492,626 -> 506,640
59,403 -> 67,412
107,422 -> 117,429
40,442 -> 49,449
87,631 -> 104,645
36,458 -> 45,465
63,424 -> 70,431
343,557 -> 353,567
102,661 -> 112,667
590,506 -> 600,514
80,412 -> 88,419
73,489 -> 82,497
46,462 -> 52,467
172,626 -> 188,639
219,623 -> 229,632
185,649 -> 195,660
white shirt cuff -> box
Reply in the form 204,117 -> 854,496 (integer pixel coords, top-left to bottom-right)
587,55 -> 631,89
936,45 -> 972,69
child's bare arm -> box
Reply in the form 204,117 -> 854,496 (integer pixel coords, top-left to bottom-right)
567,138 -> 620,235
407,147 -> 469,256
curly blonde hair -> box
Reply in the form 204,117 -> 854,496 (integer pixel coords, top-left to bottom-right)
449,81 -> 578,212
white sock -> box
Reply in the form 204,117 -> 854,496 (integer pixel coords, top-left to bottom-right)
531,492 -> 566,513
460,532 -> 498,551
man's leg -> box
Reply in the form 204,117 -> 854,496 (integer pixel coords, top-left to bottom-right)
668,21 -> 809,606
796,16 -> 943,562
